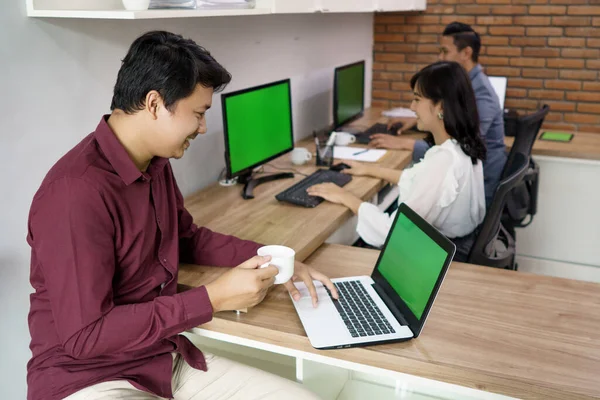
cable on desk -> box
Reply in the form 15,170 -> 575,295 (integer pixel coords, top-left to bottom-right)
262,164 -> 309,177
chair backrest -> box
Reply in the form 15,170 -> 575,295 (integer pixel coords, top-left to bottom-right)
469,152 -> 530,269
501,104 -> 549,231
503,104 -> 550,178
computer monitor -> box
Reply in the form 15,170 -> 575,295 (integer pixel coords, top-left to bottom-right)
333,60 -> 365,129
221,79 -> 295,198
488,76 -> 507,110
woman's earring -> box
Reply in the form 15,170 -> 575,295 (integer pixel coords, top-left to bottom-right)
438,112 -> 444,120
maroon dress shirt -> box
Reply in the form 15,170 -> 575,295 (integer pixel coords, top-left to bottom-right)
26,116 -> 262,399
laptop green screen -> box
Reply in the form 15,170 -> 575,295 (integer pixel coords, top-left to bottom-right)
335,62 -> 364,127
224,80 -> 293,176
377,212 -> 448,320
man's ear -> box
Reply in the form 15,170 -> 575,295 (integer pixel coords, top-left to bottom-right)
461,46 -> 473,63
145,90 -> 162,120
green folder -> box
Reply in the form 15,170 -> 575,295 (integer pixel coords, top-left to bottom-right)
540,131 -> 573,142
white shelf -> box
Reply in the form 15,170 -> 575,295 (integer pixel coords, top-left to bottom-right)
27,7 -> 272,19
27,0 -> 273,19
26,0 -> 425,19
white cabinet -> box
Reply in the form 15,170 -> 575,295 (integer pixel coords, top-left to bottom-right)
271,0 -> 317,13
318,0 -> 374,13
375,0 -> 425,12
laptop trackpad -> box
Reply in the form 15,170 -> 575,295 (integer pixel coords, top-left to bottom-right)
293,282 -> 347,333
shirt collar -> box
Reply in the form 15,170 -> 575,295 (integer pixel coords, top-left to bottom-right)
94,115 -> 168,185
469,64 -> 483,81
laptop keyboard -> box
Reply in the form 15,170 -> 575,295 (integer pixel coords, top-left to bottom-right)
325,280 -> 396,338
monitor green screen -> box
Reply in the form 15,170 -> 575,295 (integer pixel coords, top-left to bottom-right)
335,62 -> 365,127
223,80 -> 293,176
376,212 -> 448,320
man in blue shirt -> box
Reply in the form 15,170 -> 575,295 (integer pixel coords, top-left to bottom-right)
372,22 -> 507,206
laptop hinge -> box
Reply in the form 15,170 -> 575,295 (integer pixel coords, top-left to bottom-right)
372,283 -> 409,327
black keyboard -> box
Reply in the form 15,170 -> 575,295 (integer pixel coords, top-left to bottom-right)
275,169 -> 352,208
325,280 -> 396,338
354,122 -> 401,144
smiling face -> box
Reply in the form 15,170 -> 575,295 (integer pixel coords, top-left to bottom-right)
438,35 -> 472,71
147,84 -> 214,159
438,35 -> 460,63
409,83 -> 443,133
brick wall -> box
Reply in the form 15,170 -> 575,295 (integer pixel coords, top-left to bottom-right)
373,1 -> 600,133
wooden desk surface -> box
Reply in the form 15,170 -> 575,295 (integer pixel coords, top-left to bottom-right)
505,131 -> 600,161
360,107 -> 600,161
184,133 -> 412,262
179,244 -> 600,400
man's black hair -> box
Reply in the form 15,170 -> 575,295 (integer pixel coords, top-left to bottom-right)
111,31 -> 231,113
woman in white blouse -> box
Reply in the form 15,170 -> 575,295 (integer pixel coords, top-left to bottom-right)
308,61 -> 487,261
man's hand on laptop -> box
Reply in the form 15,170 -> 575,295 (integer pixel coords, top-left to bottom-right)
285,261 -> 339,308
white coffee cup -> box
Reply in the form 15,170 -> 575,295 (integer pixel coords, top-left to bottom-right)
334,131 -> 356,146
291,147 -> 313,165
257,245 -> 295,284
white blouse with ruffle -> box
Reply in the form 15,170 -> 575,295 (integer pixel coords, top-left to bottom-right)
356,139 -> 486,247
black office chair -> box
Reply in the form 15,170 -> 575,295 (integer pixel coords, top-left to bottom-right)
468,153 -> 530,270
502,104 -> 550,233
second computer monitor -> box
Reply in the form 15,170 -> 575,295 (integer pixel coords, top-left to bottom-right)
222,79 -> 294,180
333,60 -> 365,129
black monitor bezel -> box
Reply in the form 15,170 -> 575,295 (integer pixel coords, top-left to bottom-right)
333,60 -> 366,129
370,203 -> 456,338
221,79 -> 294,180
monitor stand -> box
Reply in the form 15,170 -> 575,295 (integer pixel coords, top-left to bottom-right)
238,171 -> 294,200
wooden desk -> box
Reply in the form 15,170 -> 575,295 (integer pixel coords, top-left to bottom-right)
184,139 -> 412,262
358,106 -> 600,161
506,131 -> 600,161
179,244 -> 600,400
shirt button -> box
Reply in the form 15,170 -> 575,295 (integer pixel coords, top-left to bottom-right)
163,259 -> 167,263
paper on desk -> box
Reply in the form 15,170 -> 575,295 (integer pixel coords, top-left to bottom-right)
334,146 -> 387,162
381,107 -> 416,118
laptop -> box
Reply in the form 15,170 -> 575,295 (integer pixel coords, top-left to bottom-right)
291,203 -> 456,349
488,76 -> 507,110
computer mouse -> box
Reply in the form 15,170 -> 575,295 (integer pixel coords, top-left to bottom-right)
330,163 -> 351,172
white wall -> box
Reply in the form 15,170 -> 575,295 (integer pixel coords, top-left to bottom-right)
0,3 -> 374,397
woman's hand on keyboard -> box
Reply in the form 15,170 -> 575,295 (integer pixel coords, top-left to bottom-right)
388,117 -> 417,134
306,183 -> 363,214
339,160 -> 371,177
369,135 -> 416,151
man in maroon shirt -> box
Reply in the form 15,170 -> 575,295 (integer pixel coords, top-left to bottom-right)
27,31 -> 337,400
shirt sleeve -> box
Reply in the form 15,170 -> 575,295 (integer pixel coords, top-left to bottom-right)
474,82 -> 501,142
402,148 -> 457,223
174,180 -> 262,267
356,202 -> 396,248
29,177 -> 213,360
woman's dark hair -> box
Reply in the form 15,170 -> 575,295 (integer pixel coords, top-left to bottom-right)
410,61 -> 486,164
111,31 -> 232,114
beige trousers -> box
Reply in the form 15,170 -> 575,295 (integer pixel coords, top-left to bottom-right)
63,352 -> 320,400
